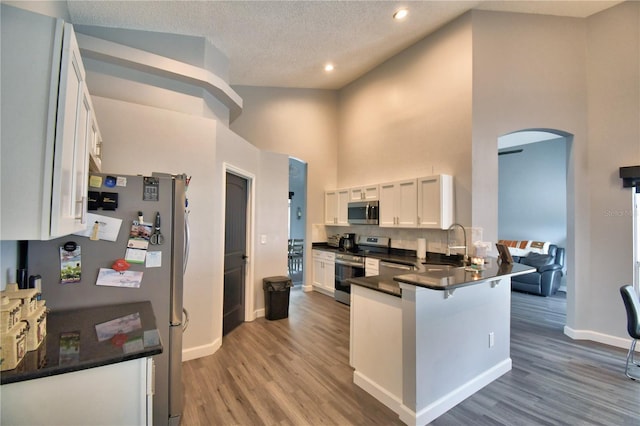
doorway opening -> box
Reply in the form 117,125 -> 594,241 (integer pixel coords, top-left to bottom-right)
498,129 -> 571,319
288,157 -> 307,286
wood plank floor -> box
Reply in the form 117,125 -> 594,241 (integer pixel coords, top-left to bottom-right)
182,289 -> 640,425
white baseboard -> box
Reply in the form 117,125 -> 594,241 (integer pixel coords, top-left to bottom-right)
312,286 -> 335,297
182,338 -> 222,362
563,326 -> 638,352
353,370 -> 402,414
399,359 -> 512,426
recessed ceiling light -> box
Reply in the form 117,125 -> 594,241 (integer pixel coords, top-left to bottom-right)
393,8 -> 408,20
324,64 -> 334,72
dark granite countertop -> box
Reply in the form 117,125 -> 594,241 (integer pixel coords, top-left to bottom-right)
316,242 -> 533,295
394,260 -> 535,291
1,301 -> 162,385
348,275 -> 402,297
312,242 -> 464,268
350,260 -> 535,295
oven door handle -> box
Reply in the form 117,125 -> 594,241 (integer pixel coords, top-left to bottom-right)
335,260 -> 365,268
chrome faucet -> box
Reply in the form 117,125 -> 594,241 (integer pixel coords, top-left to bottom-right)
446,223 -> 468,265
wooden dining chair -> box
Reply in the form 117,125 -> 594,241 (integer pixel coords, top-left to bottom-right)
290,239 -> 304,272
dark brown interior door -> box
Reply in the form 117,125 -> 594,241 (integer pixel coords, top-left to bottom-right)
223,172 -> 247,336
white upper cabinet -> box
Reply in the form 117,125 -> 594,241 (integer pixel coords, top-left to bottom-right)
1,6 -> 96,240
324,191 -> 338,225
89,106 -> 103,172
417,174 -> 454,229
349,185 -> 379,202
51,26 -> 89,237
379,179 -> 417,228
325,189 -> 349,225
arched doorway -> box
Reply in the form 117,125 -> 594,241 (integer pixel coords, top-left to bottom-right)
498,129 -> 572,320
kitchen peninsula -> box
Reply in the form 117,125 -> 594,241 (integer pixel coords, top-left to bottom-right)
349,260 -> 534,426
1,301 -> 161,425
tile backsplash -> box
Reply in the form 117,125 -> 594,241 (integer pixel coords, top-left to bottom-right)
316,224 -> 491,257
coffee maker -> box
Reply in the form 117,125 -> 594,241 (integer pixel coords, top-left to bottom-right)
339,233 -> 356,252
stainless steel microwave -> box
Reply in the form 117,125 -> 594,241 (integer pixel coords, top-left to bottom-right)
347,201 -> 379,225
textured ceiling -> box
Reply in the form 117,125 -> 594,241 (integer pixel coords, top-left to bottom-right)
66,0 -> 623,90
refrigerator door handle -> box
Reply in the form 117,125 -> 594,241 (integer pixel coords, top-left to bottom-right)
182,307 -> 190,331
183,210 -> 191,275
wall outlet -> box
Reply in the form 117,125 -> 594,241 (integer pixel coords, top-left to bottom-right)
488,332 -> 495,348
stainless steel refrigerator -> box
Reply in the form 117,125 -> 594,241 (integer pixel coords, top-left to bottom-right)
28,172 -> 189,426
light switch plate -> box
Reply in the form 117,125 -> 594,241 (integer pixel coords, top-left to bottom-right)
260,234 -> 267,244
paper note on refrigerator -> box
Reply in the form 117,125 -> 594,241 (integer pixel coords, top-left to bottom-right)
96,268 -> 143,288
73,213 -> 122,242
145,251 -> 162,268
125,248 -> 147,264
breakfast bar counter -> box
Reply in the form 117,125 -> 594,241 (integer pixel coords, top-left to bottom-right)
348,261 -> 533,297
394,261 -> 534,291
349,259 -> 534,426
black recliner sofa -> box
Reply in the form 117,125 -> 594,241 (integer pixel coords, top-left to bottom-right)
511,244 -> 565,297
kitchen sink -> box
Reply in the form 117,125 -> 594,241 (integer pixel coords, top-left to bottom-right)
418,263 -> 463,274
423,264 -> 454,269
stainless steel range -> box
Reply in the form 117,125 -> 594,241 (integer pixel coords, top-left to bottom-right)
334,252 -> 365,305
334,236 -> 390,305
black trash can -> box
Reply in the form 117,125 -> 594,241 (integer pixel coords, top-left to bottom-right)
263,276 -> 293,320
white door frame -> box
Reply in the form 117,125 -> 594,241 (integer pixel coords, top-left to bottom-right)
223,162 -> 256,322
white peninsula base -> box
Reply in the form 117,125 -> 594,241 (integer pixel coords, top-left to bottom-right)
1,357 -> 154,425
350,276 -> 513,426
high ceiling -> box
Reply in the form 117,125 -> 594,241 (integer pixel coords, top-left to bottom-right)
66,0 -> 623,90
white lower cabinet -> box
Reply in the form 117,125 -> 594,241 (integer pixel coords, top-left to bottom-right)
1,358 -> 154,426
312,250 -> 335,295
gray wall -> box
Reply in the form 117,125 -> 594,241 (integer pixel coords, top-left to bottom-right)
4,0 -> 638,353
230,86 -> 339,288
231,4 -> 640,349
583,2 -> 639,338
498,138 -> 567,247
338,13 -> 473,226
